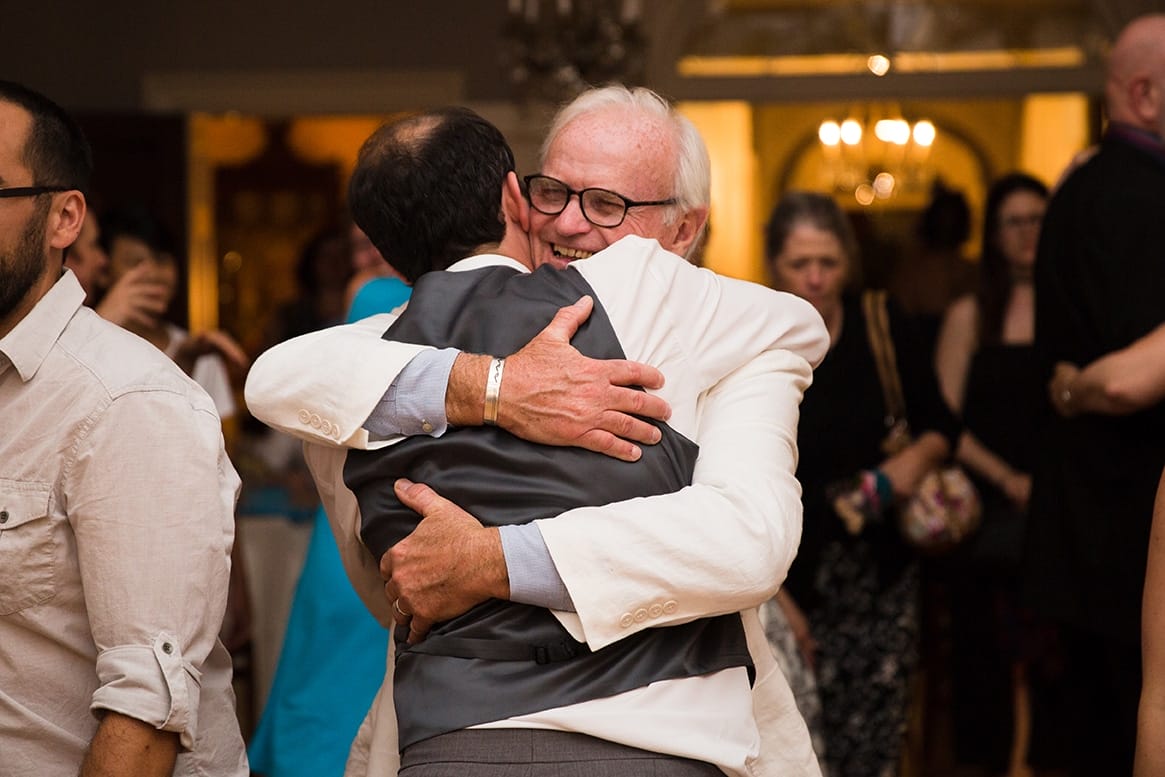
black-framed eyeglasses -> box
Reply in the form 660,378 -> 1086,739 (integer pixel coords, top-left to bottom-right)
0,185 -> 70,200
523,174 -> 676,229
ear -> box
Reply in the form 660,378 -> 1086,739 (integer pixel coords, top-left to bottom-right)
1126,75 -> 1159,127
47,191 -> 86,252
668,206 -> 709,259
501,171 -> 530,233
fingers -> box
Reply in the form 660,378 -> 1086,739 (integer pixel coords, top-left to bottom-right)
605,359 -> 666,393
537,296 -> 594,345
394,478 -> 442,514
379,549 -> 393,582
577,430 -> 642,463
391,596 -> 411,626
407,615 -> 433,645
605,384 -> 670,424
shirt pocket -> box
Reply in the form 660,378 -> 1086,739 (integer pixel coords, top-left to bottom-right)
0,480 -> 56,615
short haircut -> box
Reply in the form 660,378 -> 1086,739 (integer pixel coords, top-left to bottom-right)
542,85 -> 711,219
0,80 -> 92,195
764,190 -> 859,265
348,107 -> 515,283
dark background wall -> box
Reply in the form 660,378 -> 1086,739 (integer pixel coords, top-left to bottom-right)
3,0 -> 514,112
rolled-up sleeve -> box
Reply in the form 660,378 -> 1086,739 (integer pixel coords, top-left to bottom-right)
66,385 -> 238,749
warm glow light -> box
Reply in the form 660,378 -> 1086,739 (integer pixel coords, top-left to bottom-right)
677,46 -> 1085,78
873,172 -> 896,198
818,120 -> 841,146
873,119 -> 911,145
867,54 -> 891,76
912,120 -> 936,147
840,119 -> 863,145
854,184 -> 876,206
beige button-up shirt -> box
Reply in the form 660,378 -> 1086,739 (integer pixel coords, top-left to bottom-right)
0,271 -> 246,776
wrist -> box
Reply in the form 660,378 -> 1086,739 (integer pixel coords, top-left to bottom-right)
446,353 -> 492,427
478,527 -> 510,600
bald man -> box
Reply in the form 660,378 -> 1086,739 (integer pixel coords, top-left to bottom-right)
1026,13 -> 1165,775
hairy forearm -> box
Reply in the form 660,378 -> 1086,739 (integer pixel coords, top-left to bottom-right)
80,712 -> 178,777
445,352 -> 490,426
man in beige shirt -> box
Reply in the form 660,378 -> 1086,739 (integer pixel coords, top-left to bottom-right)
0,81 -> 247,776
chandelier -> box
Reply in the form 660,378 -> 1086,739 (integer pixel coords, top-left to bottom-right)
817,106 -> 937,206
500,0 -> 648,102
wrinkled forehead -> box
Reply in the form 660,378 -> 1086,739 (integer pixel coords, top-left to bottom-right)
543,108 -> 677,196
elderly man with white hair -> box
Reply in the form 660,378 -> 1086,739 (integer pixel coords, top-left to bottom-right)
247,86 -> 824,776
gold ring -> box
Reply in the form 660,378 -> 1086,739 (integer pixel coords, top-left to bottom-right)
393,600 -> 411,618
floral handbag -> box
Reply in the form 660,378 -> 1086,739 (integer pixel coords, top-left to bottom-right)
862,290 -> 982,553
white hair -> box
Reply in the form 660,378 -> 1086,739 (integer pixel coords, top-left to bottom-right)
540,85 -> 711,220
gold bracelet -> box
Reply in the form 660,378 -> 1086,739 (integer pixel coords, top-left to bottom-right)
483,357 -> 505,426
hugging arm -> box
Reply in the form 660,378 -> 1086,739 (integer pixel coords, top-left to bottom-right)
244,303 -> 671,458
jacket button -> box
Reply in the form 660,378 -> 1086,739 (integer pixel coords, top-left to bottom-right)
662,600 -> 678,615
0,510 -> 8,524
297,409 -> 311,424
310,413 -> 322,429
619,613 -> 634,628
648,604 -> 663,618
633,608 -> 648,623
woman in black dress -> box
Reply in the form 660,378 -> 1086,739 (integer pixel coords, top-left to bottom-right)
934,173 -> 1066,776
766,192 -> 960,777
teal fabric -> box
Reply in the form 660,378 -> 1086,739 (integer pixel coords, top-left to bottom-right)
248,276 -> 410,776
347,277 -> 411,322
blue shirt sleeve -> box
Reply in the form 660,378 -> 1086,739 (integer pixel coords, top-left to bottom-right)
498,524 -> 576,611
363,348 -> 458,439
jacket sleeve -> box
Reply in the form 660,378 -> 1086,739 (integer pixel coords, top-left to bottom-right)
543,237 -> 829,649
244,313 -> 429,450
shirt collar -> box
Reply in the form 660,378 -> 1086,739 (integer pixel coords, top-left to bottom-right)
448,253 -> 530,273
0,269 -> 85,383
1105,122 -> 1165,168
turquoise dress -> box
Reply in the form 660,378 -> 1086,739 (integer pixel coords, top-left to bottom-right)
248,277 -> 411,777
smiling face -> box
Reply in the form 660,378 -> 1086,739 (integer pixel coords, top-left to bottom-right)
768,221 -> 850,325
530,107 -> 684,270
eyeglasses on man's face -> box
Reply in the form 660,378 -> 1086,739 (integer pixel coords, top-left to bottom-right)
523,174 -> 676,229
0,185 -> 70,200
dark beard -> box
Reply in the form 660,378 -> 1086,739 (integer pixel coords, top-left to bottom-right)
0,201 -> 50,320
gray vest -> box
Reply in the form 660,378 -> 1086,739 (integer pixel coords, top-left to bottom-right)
344,263 -> 752,749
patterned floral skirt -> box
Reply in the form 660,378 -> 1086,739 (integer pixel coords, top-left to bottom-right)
811,540 -> 920,777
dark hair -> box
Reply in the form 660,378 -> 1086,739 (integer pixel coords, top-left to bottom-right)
99,203 -> 178,259
917,180 -> 970,250
348,107 -> 515,283
976,172 -> 1048,345
764,190 -> 860,266
0,81 -> 92,194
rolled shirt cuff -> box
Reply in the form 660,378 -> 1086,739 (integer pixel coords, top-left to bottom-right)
90,631 -> 201,750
